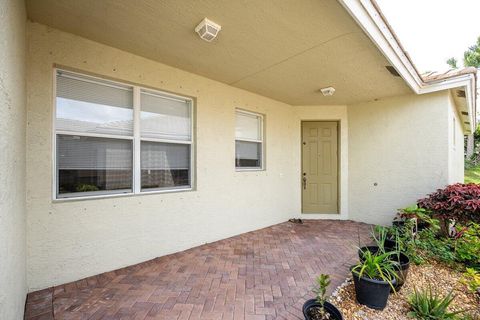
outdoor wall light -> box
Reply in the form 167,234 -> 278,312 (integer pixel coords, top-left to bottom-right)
195,18 -> 222,42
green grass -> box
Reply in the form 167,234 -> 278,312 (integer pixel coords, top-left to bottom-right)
465,165 -> 480,184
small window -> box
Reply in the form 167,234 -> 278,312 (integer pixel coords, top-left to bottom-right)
235,110 -> 264,170
54,70 -> 193,199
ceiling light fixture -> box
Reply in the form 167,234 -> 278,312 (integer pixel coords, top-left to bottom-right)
195,18 -> 222,42
320,87 -> 335,96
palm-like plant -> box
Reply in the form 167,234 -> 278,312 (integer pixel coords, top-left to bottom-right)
352,249 -> 399,291
407,286 -> 466,319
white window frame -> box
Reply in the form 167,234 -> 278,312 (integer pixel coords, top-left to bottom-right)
235,109 -> 265,171
52,68 -> 195,201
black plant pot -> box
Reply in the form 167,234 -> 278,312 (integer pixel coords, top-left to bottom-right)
384,238 -> 397,250
358,246 -> 379,260
351,268 -> 396,310
392,220 -> 405,228
417,221 -> 429,232
391,252 -> 410,292
302,299 -> 343,320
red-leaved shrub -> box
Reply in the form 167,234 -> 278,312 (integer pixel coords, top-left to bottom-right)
417,183 -> 480,223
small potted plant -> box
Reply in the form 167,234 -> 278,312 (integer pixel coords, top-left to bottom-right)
351,250 -> 398,310
302,274 -> 343,320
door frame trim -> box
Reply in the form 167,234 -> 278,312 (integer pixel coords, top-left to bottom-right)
300,120 -> 341,215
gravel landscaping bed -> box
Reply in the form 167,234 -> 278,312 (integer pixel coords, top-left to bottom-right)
330,260 -> 480,320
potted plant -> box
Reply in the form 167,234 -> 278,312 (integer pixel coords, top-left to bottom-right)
351,250 -> 398,310
398,205 -> 432,232
358,226 -> 412,292
302,274 -> 343,320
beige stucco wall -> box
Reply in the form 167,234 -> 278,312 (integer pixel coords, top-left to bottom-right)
347,92 -> 452,225
447,91 -> 465,183
292,106 -> 349,220
26,22 -> 298,290
0,0 -> 27,318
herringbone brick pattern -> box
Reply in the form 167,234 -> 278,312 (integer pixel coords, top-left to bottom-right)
25,220 -> 371,320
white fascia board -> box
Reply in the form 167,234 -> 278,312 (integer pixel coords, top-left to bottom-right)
338,0 -> 423,93
419,74 -> 476,133
338,0 -> 476,133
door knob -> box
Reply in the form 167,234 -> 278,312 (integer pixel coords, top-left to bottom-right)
302,176 -> 307,189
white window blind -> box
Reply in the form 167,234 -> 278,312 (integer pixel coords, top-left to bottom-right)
141,90 -> 191,141
141,142 -> 190,170
57,135 -> 133,170
56,71 -> 133,136
235,112 -> 261,141
235,141 -> 261,162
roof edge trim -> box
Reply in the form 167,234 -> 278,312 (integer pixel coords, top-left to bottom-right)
338,0 -> 477,132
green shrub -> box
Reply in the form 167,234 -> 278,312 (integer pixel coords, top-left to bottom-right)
399,204 -> 432,222
454,223 -> 480,266
407,287 -> 465,319
461,268 -> 480,294
415,226 -> 456,265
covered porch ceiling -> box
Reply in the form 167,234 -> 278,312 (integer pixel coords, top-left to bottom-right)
26,0 -> 411,105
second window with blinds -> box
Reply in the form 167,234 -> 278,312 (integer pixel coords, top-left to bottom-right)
54,69 -> 193,199
235,110 -> 264,170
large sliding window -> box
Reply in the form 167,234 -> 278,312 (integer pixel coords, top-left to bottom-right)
235,109 -> 264,170
54,69 -> 193,199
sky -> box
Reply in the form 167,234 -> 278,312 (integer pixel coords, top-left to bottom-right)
376,0 -> 480,73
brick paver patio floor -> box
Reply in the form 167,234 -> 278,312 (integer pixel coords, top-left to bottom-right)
25,220 -> 372,320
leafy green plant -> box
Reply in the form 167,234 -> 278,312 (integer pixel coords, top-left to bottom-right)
454,223 -> 480,266
393,219 -> 426,265
352,249 -> 399,290
461,268 -> 480,294
374,222 -> 424,264
400,204 -> 431,221
415,222 -> 457,265
311,274 -> 331,317
407,286 -> 465,319
75,183 -> 99,192
371,225 -> 390,252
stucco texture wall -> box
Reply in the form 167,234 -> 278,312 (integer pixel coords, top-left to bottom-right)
0,0 -> 27,318
347,92 -> 452,225
26,22 -> 298,291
